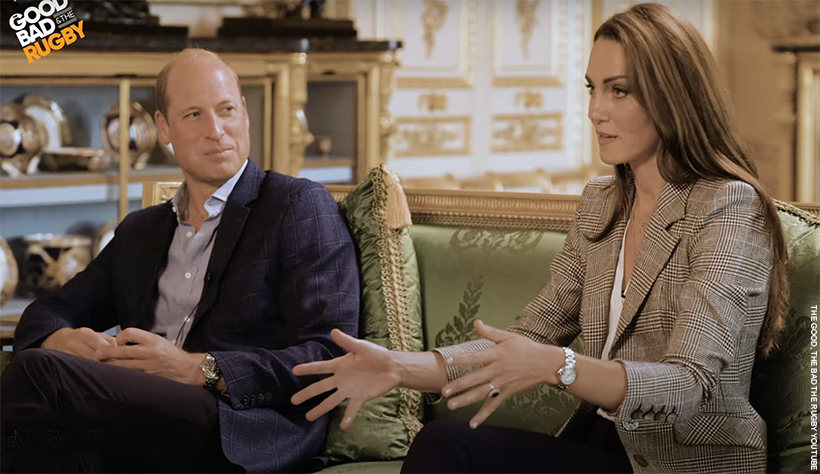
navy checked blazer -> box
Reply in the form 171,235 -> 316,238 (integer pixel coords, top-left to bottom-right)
14,160 -> 361,472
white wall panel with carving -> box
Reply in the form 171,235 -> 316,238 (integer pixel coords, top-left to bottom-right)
351,0 -> 719,192
352,0 -> 480,179
352,0 -> 591,187
485,0 -> 588,184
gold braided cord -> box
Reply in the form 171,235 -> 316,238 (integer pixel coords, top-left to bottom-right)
775,199 -> 820,225
371,165 -> 424,440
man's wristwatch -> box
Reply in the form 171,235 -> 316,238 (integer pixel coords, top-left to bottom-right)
555,347 -> 577,390
201,352 -> 222,391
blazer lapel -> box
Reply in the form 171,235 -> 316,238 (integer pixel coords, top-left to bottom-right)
579,183 -> 626,360
612,181 -> 691,347
190,161 -> 265,328
131,202 -> 177,329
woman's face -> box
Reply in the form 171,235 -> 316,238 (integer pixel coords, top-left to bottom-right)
586,39 -> 661,169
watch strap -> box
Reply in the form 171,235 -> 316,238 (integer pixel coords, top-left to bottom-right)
201,352 -> 221,391
556,347 -> 576,390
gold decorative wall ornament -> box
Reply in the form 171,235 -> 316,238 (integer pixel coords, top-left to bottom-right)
491,113 -> 562,153
418,92 -> 449,112
396,0 -> 473,89
514,90 -> 543,109
394,116 -> 471,157
422,0 -> 450,59
491,0 -> 566,88
516,0 -> 540,59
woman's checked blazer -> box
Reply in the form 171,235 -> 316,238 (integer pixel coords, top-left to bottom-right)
438,175 -> 773,474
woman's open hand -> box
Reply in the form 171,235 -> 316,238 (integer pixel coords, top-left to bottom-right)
291,329 -> 401,430
441,320 -> 560,429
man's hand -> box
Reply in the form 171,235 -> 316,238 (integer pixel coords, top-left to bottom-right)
41,327 -> 116,360
95,327 -> 206,386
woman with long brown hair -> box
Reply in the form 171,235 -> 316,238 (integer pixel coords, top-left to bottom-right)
292,3 -> 787,472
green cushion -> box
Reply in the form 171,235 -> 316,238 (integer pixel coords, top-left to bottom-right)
750,205 -> 820,473
409,225 -> 581,435
326,165 -> 425,462
319,460 -> 403,474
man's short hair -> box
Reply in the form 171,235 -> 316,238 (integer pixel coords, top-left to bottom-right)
155,48 -> 242,118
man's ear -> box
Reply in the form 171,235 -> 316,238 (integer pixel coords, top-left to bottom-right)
242,96 -> 249,128
155,110 -> 171,145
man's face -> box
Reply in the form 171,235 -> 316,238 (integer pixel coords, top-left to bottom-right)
155,57 -> 250,189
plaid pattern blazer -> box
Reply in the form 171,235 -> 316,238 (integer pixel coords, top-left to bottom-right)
15,161 -> 361,473
438,176 -> 772,473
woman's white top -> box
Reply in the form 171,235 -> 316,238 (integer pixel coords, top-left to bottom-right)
597,220 -> 629,421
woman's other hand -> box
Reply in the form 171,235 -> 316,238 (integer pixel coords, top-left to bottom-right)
441,319 -> 561,429
291,329 -> 401,430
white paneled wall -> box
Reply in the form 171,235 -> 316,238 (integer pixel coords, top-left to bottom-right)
351,0 -> 716,192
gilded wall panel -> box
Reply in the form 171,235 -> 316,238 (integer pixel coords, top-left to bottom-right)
387,0 -> 475,88
393,116 -> 472,157
491,113 -> 563,153
491,0 -> 567,87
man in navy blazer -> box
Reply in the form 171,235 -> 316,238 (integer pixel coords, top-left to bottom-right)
0,49 -> 360,473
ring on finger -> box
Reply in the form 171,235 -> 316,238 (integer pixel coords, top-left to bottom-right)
487,382 -> 500,399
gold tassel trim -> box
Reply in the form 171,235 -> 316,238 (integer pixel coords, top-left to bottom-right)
382,169 -> 413,230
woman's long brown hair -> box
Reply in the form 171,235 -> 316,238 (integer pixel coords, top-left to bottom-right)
593,3 -> 788,358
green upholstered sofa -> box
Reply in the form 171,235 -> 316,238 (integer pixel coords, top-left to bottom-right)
2,183 -> 818,474
317,186 -> 820,474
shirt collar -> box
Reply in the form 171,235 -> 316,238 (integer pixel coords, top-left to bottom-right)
172,159 -> 249,223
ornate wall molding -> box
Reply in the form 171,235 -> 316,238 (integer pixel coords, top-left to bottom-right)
491,113 -> 563,153
393,116 -> 471,157
422,0 -> 450,58
492,0 -> 566,88
395,0 -> 474,88
516,0 -> 540,59
514,90 -> 544,109
418,92 -> 449,112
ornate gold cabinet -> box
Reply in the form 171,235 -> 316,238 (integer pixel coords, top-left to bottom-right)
0,40 -> 400,212
0,39 -> 400,321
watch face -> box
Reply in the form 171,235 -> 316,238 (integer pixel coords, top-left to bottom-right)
202,356 -> 219,379
560,366 -> 576,386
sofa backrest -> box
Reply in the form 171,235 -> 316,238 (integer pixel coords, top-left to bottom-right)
409,223 -> 581,434
392,189 -> 587,437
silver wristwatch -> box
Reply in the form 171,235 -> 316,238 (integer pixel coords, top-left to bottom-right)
201,352 -> 221,391
556,347 -> 577,390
